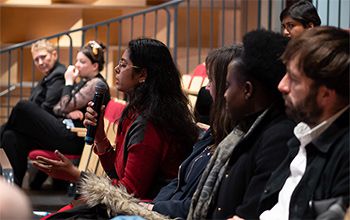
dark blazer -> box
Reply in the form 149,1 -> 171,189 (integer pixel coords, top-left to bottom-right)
29,61 -> 66,115
152,129 -> 214,219
209,106 -> 295,219
258,109 -> 349,220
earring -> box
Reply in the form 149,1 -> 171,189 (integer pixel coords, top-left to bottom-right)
139,79 -> 145,83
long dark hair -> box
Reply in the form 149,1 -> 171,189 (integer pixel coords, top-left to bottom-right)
206,45 -> 243,148
120,38 -> 198,149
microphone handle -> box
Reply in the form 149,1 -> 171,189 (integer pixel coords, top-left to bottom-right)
85,92 -> 105,144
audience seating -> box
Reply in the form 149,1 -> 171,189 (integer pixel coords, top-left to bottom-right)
181,74 -> 192,92
182,74 -> 208,111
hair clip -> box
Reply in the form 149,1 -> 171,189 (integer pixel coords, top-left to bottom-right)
88,41 -> 101,56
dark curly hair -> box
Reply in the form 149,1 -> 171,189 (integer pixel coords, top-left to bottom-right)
80,41 -> 106,72
280,0 -> 321,27
120,38 -> 198,151
206,45 -> 243,148
242,29 -> 288,100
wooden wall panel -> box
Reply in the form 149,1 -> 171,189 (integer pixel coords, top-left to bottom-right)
1,7 -> 82,44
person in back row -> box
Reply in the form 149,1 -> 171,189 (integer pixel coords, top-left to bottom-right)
259,26 -> 349,220
0,39 -> 66,139
280,0 -> 321,38
188,29 -> 295,220
1,39 -> 66,188
28,39 -> 67,114
1,40 -> 110,187
33,38 -> 198,207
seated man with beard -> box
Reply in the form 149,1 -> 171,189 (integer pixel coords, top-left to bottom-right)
259,26 -> 349,220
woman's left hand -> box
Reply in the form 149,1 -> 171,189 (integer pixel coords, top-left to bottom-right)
32,150 -> 81,183
139,202 -> 154,210
66,110 -> 84,120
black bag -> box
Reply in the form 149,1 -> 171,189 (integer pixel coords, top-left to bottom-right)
46,204 -> 110,220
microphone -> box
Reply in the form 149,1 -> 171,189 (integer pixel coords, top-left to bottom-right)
85,81 -> 107,144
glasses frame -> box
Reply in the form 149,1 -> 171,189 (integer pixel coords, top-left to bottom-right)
115,59 -> 141,70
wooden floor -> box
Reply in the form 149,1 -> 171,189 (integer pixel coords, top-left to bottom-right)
29,189 -> 71,212
23,170 -> 74,219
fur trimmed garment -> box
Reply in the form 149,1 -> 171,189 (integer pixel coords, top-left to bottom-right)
80,173 -> 170,220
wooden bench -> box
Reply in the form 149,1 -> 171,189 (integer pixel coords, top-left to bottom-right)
182,74 -> 209,111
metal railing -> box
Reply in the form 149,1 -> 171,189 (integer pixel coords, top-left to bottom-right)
0,0 -> 348,123
180,0 -> 348,74
0,0 -> 183,123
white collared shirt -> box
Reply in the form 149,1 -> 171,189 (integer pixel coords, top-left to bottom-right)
260,106 -> 349,220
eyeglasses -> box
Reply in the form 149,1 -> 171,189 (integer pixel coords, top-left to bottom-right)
281,21 -> 303,32
88,41 -> 101,56
116,59 -> 141,69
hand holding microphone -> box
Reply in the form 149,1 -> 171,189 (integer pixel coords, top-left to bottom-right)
84,81 -> 107,144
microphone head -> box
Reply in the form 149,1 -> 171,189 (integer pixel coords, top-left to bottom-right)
95,81 -> 107,94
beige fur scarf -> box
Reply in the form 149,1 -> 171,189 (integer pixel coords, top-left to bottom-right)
79,173 -> 170,220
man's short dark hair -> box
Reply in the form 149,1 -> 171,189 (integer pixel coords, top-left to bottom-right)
280,0 -> 321,27
242,29 -> 289,97
282,26 -> 349,100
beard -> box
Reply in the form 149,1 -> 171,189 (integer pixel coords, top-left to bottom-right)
284,87 -> 323,127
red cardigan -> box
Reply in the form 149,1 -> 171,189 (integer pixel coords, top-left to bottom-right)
95,114 -> 186,200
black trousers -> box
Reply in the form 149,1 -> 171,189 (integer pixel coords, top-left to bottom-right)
0,100 -> 84,186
